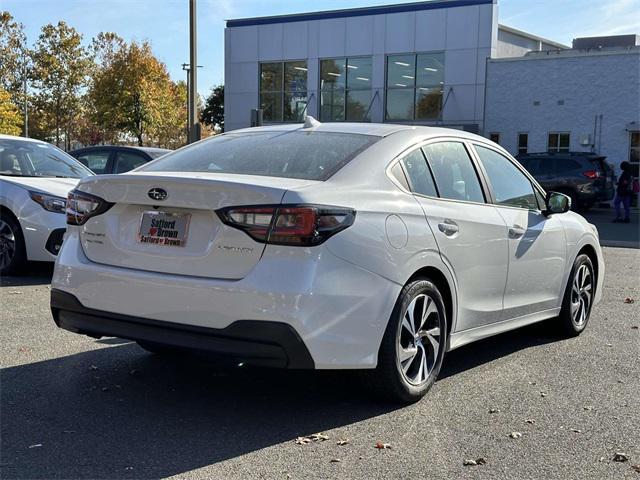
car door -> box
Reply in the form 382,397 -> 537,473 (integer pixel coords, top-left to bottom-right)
403,141 -> 509,331
472,143 -> 566,320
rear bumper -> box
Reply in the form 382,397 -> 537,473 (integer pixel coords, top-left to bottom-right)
51,289 -> 314,368
51,229 -> 401,369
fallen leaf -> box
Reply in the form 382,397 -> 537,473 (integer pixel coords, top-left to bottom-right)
310,433 -> 329,442
28,444 -> 42,449
583,406 -> 593,411
613,452 -> 629,462
329,458 -> 341,463
375,442 -> 392,449
525,419 -> 536,424
540,392 -> 547,397
9,290 -> 22,295
605,343 -> 613,347
570,428 -> 582,434
476,457 -> 487,465
631,464 -> 640,473
336,439 -> 350,446
624,298 -> 635,304
89,365 -> 98,371
463,459 -> 477,466
488,408 -> 500,414
509,432 -> 522,439
528,381 -> 537,385
632,326 -> 639,330
295,437 -> 311,445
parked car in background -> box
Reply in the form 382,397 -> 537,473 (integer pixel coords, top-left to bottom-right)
69,146 -> 171,174
51,121 -> 603,403
0,134 -> 93,275
517,152 -> 615,210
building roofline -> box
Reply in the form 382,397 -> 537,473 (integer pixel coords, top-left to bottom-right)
488,45 -> 640,63
226,0 -> 494,28
498,24 -> 569,49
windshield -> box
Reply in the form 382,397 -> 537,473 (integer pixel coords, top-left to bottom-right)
0,139 -> 93,179
139,131 -> 379,181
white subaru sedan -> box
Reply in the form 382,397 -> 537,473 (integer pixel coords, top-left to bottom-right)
51,122 -> 603,402
0,135 -> 93,275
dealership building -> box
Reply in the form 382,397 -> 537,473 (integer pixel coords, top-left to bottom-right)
224,0 -> 640,172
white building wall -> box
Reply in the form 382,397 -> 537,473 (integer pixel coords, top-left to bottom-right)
224,1 -> 498,132
485,49 -> 640,174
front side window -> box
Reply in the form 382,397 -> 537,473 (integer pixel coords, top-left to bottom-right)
548,132 -> 570,153
320,57 -> 372,122
474,145 -> 538,210
386,52 -> 444,122
630,131 -> 640,163
422,142 -> 485,203
140,131 -> 378,181
0,139 -> 92,178
76,150 -> 110,174
260,61 -> 307,123
518,133 -> 528,155
401,149 -> 438,197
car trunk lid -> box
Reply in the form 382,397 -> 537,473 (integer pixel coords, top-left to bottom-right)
75,172 -> 318,279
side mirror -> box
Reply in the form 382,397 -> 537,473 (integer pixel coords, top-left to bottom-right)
545,191 -> 571,214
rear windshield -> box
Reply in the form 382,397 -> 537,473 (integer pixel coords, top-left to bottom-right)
139,131 -> 378,181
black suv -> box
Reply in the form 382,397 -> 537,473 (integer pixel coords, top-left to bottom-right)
516,152 -> 615,210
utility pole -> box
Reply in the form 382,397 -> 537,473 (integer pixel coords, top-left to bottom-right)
23,49 -> 28,138
183,62 -> 203,141
188,0 -> 200,144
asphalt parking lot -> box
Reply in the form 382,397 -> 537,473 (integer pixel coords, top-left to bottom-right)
1,247 -> 639,480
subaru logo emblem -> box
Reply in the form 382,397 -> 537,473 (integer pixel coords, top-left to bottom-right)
148,187 -> 168,201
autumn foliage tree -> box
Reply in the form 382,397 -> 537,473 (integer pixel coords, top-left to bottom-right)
90,40 -> 186,147
0,87 -> 22,135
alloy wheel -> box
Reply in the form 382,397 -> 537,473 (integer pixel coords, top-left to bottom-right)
570,264 -> 592,327
0,219 -> 16,271
396,293 -> 442,386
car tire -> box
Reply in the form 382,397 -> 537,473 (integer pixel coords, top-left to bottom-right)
365,279 -> 447,403
0,211 -> 26,276
556,254 -> 595,337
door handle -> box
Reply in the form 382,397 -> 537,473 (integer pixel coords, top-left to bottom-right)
508,225 -> 526,238
438,220 -> 459,236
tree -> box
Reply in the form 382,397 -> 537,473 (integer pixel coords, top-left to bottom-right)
90,40 -> 185,147
201,84 -> 224,132
0,12 -> 28,134
30,21 -> 93,148
0,87 -> 22,135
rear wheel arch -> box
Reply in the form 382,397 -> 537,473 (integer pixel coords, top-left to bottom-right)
407,266 -> 455,338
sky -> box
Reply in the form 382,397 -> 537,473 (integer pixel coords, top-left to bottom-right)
2,0 -> 639,97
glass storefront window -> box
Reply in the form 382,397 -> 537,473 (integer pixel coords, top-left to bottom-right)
386,52 -> 444,122
320,56 -> 372,122
260,61 -> 307,122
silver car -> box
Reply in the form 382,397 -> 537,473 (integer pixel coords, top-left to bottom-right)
51,121 -> 603,403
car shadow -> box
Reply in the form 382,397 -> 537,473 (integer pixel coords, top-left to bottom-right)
0,263 -> 53,287
0,344 -> 397,479
0,319 -> 565,479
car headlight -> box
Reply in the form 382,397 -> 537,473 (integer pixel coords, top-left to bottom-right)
29,191 -> 67,214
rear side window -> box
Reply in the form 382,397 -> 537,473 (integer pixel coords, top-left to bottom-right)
76,150 -> 110,174
401,149 -> 438,197
141,131 -> 378,181
422,142 -> 485,203
475,145 -> 538,210
114,151 -> 148,174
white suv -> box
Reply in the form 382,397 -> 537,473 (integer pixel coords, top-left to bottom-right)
51,122 -> 603,402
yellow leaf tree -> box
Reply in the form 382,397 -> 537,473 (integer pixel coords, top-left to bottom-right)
0,87 -> 22,136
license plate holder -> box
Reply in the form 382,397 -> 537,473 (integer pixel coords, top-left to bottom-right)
138,211 -> 191,247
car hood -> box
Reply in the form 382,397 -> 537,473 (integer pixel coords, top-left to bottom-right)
0,176 -> 80,198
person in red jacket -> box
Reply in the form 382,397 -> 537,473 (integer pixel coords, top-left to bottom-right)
613,161 -> 633,223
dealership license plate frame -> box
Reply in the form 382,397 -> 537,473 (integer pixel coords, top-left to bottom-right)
138,210 -> 191,247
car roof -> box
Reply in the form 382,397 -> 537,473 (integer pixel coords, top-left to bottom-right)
228,122 -> 489,142
0,134 -> 51,145
71,145 -> 171,153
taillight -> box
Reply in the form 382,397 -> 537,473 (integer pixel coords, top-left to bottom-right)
217,205 -> 356,246
583,170 -> 600,179
66,189 -> 113,226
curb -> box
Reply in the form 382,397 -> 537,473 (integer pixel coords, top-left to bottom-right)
600,240 -> 640,249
